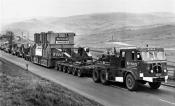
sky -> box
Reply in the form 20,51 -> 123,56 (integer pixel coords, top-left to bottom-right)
0,0 -> 175,29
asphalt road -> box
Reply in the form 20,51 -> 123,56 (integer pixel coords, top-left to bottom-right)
0,51 -> 175,106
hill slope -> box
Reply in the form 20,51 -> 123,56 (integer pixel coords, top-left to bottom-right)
2,12 -> 175,48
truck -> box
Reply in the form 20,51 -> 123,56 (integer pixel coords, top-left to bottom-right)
91,47 -> 168,90
3,42 -> 11,53
31,31 -> 93,76
22,44 -> 32,61
16,44 -> 24,57
11,43 -> 18,55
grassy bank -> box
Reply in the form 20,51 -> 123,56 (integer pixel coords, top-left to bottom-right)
0,59 -> 103,106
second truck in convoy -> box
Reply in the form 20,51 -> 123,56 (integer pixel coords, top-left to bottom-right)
30,31 -> 94,76
0,31 -> 169,90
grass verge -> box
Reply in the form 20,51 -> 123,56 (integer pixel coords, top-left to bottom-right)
0,59 -> 103,106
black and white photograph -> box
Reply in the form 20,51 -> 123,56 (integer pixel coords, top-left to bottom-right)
0,0 -> 175,106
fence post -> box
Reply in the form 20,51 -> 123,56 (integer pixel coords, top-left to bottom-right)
173,70 -> 175,80
26,64 -> 28,71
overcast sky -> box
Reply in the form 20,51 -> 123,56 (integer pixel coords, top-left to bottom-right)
0,0 -> 175,26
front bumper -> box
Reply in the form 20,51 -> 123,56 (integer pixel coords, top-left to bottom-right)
139,73 -> 168,82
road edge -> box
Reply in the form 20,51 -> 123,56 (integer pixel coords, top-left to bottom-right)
162,83 -> 175,88
0,57 -> 105,106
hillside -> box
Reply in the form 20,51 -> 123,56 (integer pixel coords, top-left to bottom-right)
2,12 -> 175,48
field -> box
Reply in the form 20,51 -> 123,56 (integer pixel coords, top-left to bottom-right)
0,58 -> 103,106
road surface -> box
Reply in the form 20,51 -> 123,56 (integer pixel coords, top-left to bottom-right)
0,50 -> 175,106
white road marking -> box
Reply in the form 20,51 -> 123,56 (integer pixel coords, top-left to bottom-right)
159,99 -> 175,105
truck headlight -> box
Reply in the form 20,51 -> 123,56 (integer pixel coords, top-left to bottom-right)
147,65 -> 150,70
150,70 -> 153,73
164,69 -> 167,73
140,73 -> 144,77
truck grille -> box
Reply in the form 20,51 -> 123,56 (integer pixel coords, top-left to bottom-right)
152,63 -> 162,73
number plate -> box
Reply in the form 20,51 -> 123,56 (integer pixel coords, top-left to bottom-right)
156,73 -> 161,76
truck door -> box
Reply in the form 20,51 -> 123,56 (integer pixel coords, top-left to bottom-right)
125,50 -> 137,68
120,51 -> 126,68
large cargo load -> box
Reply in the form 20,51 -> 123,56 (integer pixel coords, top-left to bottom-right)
35,44 -> 43,56
34,31 -> 75,45
32,31 -> 76,67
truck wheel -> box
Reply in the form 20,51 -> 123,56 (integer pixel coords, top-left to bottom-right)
149,82 -> 161,89
63,66 -> 67,73
92,69 -> 100,83
77,69 -> 83,77
125,73 -> 138,91
100,70 -> 109,85
72,68 -> 77,76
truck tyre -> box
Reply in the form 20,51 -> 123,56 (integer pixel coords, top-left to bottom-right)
77,69 -> 83,77
100,70 -> 109,85
63,66 -> 67,73
149,82 -> 161,89
72,68 -> 77,76
125,73 -> 138,91
92,69 -> 100,83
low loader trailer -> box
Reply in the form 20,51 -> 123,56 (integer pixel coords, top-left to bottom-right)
55,47 -> 94,77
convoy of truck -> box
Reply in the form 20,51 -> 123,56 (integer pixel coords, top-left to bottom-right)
0,31 -> 169,91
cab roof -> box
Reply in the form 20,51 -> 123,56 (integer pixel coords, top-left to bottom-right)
121,47 -> 164,52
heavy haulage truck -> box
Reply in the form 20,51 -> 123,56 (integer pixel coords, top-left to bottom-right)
91,47 -> 168,90
1,31 -> 169,91
31,31 -> 93,77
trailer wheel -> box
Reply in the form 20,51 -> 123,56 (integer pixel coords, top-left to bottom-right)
77,69 -> 83,77
58,65 -> 62,71
125,73 -> 138,91
100,70 -> 109,85
92,69 -> 100,83
56,64 -> 61,71
55,65 -> 59,70
149,82 -> 161,89
63,66 -> 67,73
67,67 -> 72,74
72,68 -> 77,76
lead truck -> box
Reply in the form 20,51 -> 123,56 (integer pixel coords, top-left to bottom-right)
92,47 -> 168,90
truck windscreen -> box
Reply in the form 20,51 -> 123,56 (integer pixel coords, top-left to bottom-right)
141,51 -> 166,61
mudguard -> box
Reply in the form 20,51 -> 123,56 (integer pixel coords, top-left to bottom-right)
123,69 -> 139,81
